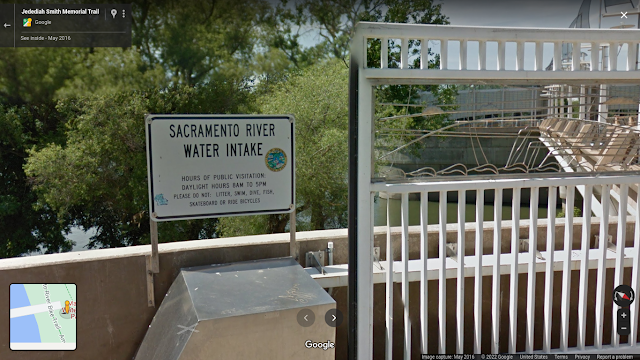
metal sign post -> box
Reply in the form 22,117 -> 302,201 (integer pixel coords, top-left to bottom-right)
289,208 -> 298,262
146,220 -> 159,307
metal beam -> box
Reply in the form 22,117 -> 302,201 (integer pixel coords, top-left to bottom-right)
348,50 -> 359,360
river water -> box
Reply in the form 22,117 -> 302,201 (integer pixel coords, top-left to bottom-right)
24,227 -> 95,256
25,199 -> 550,255
374,197 -> 550,227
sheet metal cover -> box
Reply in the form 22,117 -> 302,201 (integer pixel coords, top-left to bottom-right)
135,270 -> 199,360
183,257 -> 335,320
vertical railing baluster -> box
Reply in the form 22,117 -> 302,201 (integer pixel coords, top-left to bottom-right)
595,184 -> 611,348
363,37 -> 368,68
560,186 -> 575,351
401,38 -> 409,70
386,193 -> 394,360
509,187 -> 521,353
630,188 -> 640,345
440,40 -> 448,70
591,42 -> 599,71
579,85 -> 586,120
598,84 -> 607,122
543,186 -> 558,352
439,191 -> 447,354
628,42 -> 638,71
492,189 -> 503,353
381,37 -> 389,69
578,185 -> 593,350
460,40 -> 468,70
474,190 -> 484,353
420,39 -> 429,70
420,192 -> 429,354
567,86 -> 576,119
498,41 -> 505,71
516,41 -> 525,71
456,190 -> 466,353
612,184 -> 628,347
526,187 -> 539,352
573,42 -> 581,71
554,42 -> 562,71
365,192 -> 375,359
479,41 -> 487,71
535,41 -> 544,71
401,192 -> 410,359
559,85 -> 565,116
610,42 -> 618,71
568,86 -> 573,117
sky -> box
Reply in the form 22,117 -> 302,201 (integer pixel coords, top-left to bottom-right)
441,0 -> 640,28
442,0 -> 589,28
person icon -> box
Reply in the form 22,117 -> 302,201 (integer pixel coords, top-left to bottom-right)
63,300 -> 70,314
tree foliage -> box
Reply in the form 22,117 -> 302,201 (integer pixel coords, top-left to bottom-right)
0,0 -> 454,256
291,0 -> 449,64
0,103 -> 71,257
25,84 -> 256,249
0,48 -> 80,106
131,0 -> 293,85
218,59 -> 349,236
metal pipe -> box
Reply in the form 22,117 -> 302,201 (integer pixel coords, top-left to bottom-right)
327,242 -> 335,296
347,52 -> 358,360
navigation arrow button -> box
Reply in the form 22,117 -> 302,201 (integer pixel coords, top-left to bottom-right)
3,23 -> 10,28
296,309 -> 315,327
325,308 -> 343,327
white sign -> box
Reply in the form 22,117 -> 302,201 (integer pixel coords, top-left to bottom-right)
145,114 -> 295,221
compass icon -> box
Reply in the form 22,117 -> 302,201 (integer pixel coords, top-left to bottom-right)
613,285 -> 635,307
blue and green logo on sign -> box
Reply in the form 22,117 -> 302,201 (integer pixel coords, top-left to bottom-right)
265,148 -> 287,172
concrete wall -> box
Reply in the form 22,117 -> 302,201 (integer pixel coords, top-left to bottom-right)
0,231 -> 341,360
0,218 -> 638,359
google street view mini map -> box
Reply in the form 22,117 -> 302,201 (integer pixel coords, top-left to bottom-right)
10,284 -> 77,350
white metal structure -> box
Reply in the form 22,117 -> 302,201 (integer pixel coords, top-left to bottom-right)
349,22 -> 640,358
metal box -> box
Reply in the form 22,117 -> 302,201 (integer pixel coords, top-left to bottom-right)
135,257 -> 336,360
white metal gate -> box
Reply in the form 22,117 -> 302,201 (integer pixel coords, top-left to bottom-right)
348,22 -> 640,358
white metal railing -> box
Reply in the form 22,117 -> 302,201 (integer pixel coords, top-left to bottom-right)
351,22 -> 640,359
370,175 -> 640,356
358,23 -> 640,84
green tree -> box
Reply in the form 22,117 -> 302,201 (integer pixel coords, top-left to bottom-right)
55,48 -> 167,99
223,0 -> 454,235
25,84 -> 256,249
295,0 -> 449,64
218,59 -> 349,236
0,48 -> 82,106
260,0 -> 328,70
0,0 -> 304,256
0,103 -> 72,257
290,0 -> 456,150
129,0 -> 293,85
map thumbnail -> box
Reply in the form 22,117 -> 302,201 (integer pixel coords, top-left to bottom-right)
10,284 -> 76,350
